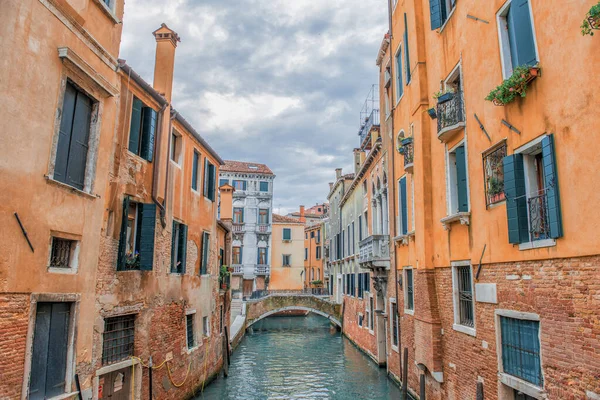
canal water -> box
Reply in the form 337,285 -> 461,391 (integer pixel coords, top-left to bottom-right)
197,313 -> 405,400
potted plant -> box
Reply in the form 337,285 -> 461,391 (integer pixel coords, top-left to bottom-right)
485,65 -> 540,106
487,176 -> 505,203
398,136 -> 413,154
311,280 -> 323,287
125,251 -> 140,269
219,265 -> 230,290
582,2 -> 600,36
433,87 -> 455,103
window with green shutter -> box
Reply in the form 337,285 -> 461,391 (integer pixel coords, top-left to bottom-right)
283,228 -> 291,241
171,221 -> 187,274
192,150 -> 200,190
498,0 -> 538,78
200,232 -> 209,275
447,144 -> 469,215
128,97 -> 157,162
117,198 -> 156,271
204,160 -> 216,201
500,316 -> 542,387
403,13 -> 411,84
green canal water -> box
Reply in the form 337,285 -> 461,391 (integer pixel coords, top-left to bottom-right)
197,313 -> 406,400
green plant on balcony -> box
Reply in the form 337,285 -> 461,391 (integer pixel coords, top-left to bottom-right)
219,265 -> 230,290
125,251 -> 140,269
582,2 -> 600,36
311,280 -> 323,286
485,65 -> 540,106
433,87 -> 455,100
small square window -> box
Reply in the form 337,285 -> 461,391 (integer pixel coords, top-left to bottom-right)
282,254 -> 291,266
49,237 -> 78,269
259,181 -> 269,192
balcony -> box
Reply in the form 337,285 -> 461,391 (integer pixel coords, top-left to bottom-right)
232,264 -> 243,275
358,109 -> 380,146
358,235 -> 390,269
255,265 -> 270,275
358,85 -> 380,148
437,91 -> 465,142
257,224 -> 271,234
399,137 -> 414,173
232,223 -> 244,233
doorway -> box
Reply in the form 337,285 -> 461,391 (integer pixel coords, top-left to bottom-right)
99,368 -> 131,400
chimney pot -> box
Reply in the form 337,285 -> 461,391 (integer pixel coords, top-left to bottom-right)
299,206 -> 306,223
335,168 -> 342,179
153,23 -> 180,102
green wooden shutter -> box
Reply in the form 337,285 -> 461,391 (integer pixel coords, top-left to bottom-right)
30,303 -> 51,398
192,151 -> 199,190
171,221 -> 177,272
54,83 -> 77,184
455,145 -> 469,212
404,13 -> 411,84
140,107 -> 157,162
203,159 -> 209,197
400,177 -> 408,235
179,224 -> 188,274
508,0 -> 537,68
45,303 -> 70,397
138,203 -> 156,271
429,0 -> 445,30
201,232 -> 209,275
66,89 -> 93,190
503,154 -> 529,243
128,98 -> 143,155
117,196 -> 130,270
395,51 -> 404,99
541,134 -> 563,239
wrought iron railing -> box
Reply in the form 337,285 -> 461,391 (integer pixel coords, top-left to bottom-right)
255,264 -> 270,275
399,137 -> 414,167
247,288 -> 330,300
358,109 -> 380,145
528,193 -> 550,242
437,91 -> 465,133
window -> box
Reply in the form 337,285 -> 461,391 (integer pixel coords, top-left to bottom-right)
304,248 -> 308,261
257,247 -> 267,265
233,208 -> 244,224
453,264 -> 475,331
203,160 -> 216,201
232,246 -> 242,264
362,180 -> 368,195
49,237 -> 78,270
316,246 -> 321,260
484,143 -> 507,206
117,197 -> 156,271
503,134 -> 562,246
403,13 -> 411,84
390,300 -> 399,349
429,0 -> 457,30
102,314 -> 135,365
316,230 -> 321,244
497,0 -> 538,79
192,150 -> 200,191
203,316 -> 210,337
232,180 -> 247,191
258,209 -> 269,224
219,178 -> 229,187
364,273 -> 370,294
305,232 -> 308,240
397,176 -> 408,236
500,316 -> 542,387
310,231 -> 315,238
404,268 -> 414,312
395,45 -> 403,101
317,269 -> 320,280
282,254 -> 291,266
358,215 -> 363,240
310,268 -> 314,280
369,296 -> 375,331
358,313 -> 364,327
283,228 -> 291,241
200,232 -> 210,275
128,97 -> 157,161
447,143 -> 469,215
53,81 -> 94,190
170,132 -> 182,164
219,305 -> 224,334
186,313 -> 195,349
364,211 -> 369,237
171,221 -> 187,273
29,302 -> 72,398
357,272 -> 364,298
259,181 -> 269,192
352,221 -> 355,254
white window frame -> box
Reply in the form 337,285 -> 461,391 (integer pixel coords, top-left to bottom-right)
397,174 -> 407,237
389,298 -> 399,352
191,149 -> 201,194
47,233 -> 81,274
358,312 -> 364,328
185,309 -> 198,353
368,293 -> 375,335
403,267 -> 414,315
202,315 -> 210,338
496,0 -> 540,80
394,43 -> 404,104
170,130 -> 183,167
439,0 -> 458,33
445,138 -> 470,216
451,261 -> 476,336
494,309 -> 545,399
410,174 -> 416,232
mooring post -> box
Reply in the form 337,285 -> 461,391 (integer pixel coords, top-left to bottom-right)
401,347 -> 408,400
420,373 -> 426,400
148,356 -> 153,400
476,381 -> 484,400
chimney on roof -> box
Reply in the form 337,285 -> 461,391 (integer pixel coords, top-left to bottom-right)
299,205 -> 306,223
353,149 -> 364,174
328,182 -> 333,190
153,23 -> 180,102
219,185 -> 233,221
335,168 -> 342,179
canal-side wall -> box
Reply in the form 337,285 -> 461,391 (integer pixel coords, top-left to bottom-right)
341,292 -> 379,364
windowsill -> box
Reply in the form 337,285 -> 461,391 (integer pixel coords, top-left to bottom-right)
186,345 -> 199,354
127,151 -> 149,164
391,345 -> 399,353
48,267 -> 77,275
404,309 -> 414,316
170,160 -> 182,169
191,188 -> 201,195
438,6 -> 457,33
393,230 -> 414,246
441,212 -> 471,230
96,358 -> 139,376
487,200 -> 506,209
395,94 -> 404,107
518,239 -> 556,251
452,323 -> 476,337
369,329 -> 375,336
498,372 -> 546,399
47,391 -> 80,400
91,0 -> 121,24
44,175 -> 99,199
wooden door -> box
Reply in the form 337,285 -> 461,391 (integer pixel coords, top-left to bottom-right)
99,368 -> 131,400
243,279 -> 253,297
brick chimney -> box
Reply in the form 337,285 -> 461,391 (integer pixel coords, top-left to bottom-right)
152,23 -> 180,102
335,168 -> 342,179
299,205 -> 306,223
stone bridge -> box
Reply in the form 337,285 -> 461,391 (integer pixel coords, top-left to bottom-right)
245,291 -> 342,328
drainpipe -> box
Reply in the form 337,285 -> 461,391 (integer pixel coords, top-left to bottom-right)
152,103 -> 168,228
387,0 -> 403,382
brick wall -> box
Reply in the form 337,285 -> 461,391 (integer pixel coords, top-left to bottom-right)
0,294 -> 29,400
342,293 -> 378,362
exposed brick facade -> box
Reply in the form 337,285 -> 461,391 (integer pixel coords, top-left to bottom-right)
0,294 -> 30,400
342,289 -> 379,362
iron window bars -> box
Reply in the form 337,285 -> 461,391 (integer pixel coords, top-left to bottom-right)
102,314 -> 135,365
483,143 -> 507,206
456,265 -> 474,327
50,238 -> 73,268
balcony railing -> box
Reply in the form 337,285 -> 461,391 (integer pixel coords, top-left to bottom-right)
232,223 -> 244,232
232,264 -> 243,275
255,265 -> 270,275
358,235 -> 390,269
257,224 -> 270,233
437,91 -> 465,140
399,137 -> 414,173
528,193 -> 550,242
358,109 -> 380,146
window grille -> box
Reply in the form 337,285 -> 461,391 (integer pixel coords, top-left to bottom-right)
456,266 -> 474,327
186,314 -> 195,349
391,303 -> 399,347
102,315 -> 135,365
483,144 -> 507,206
50,238 -> 73,268
500,317 -> 543,386
405,269 -> 414,310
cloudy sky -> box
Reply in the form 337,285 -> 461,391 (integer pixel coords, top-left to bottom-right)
120,0 -> 387,215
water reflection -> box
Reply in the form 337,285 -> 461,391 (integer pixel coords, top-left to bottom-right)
197,313 -> 403,400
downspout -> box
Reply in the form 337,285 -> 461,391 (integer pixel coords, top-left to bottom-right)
161,110 -> 178,228
387,0 -> 403,382
152,103 -> 168,228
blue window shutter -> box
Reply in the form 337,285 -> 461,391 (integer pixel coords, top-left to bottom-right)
201,232 -> 209,274
429,0 -> 445,30
503,154 -> 529,243
140,107 -> 157,161
541,134 -> 563,239
455,146 -> 469,212
54,83 -> 77,184
45,303 -> 70,397
30,303 -> 51,398
192,151 -> 199,190
400,177 -> 408,235
179,224 -> 188,274
203,159 -> 209,196
508,0 -> 537,68
209,163 -> 216,201
128,98 -> 143,154
171,221 -> 177,272
404,13 -> 411,84
139,203 -> 156,271
66,88 -> 92,190
117,196 -> 130,270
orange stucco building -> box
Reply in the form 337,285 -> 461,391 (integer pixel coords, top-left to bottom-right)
270,214 -> 305,291
304,223 -> 325,288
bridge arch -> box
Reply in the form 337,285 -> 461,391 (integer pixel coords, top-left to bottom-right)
247,306 -> 342,328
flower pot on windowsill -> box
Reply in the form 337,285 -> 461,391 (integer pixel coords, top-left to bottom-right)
436,92 -> 454,104
489,192 -> 505,204
221,283 -> 229,290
